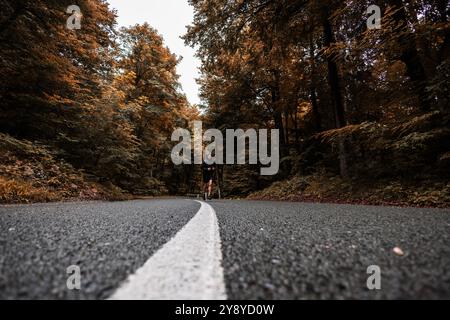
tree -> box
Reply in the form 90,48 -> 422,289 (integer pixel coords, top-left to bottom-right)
0,2 -> 197,195
185,0 -> 448,184
0,0 -> 116,138
113,23 -> 193,193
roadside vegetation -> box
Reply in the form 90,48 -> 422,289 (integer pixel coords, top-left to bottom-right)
0,1 -> 198,203
0,0 -> 448,206
185,0 -> 449,207
249,111 -> 450,207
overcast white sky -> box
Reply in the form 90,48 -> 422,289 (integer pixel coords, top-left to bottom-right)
107,0 -> 201,105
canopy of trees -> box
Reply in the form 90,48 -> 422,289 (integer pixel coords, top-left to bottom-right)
0,0 -> 448,205
0,0 -> 198,197
184,0 -> 449,200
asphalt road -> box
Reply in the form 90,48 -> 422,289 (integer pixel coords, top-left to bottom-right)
0,200 -> 199,299
213,200 -> 450,299
0,199 -> 449,299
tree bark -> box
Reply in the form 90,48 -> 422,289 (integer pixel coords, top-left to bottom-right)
322,8 -> 348,178
309,33 -> 322,132
389,0 -> 430,111
271,70 -> 286,155
323,16 -> 346,129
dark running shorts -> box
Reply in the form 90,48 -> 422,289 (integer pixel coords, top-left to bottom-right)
203,171 -> 213,183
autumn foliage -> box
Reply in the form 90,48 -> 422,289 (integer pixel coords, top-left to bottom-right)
0,0 -> 448,205
0,0 -> 197,202
184,0 -> 449,204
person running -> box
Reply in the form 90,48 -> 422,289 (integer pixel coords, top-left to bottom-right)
201,157 -> 216,201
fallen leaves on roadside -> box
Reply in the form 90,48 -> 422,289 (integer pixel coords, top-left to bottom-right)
393,247 -> 405,256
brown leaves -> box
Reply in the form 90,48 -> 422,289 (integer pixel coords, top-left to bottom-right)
393,247 -> 405,256
0,176 -> 59,204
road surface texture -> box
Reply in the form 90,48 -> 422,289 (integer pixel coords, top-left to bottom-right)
0,200 -> 199,299
0,199 -> 449,299
213,200 -> 449,299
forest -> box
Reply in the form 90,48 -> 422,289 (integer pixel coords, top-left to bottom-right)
0,0 -> 449,207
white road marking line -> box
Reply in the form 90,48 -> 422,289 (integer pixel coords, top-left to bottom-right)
108,200 -> 227,300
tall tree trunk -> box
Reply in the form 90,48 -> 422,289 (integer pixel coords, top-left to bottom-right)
437,0 -> 450,61
290,110 -> 300,147
271,70 -> 286,155
284,109 -> 289,145
309,33 -> 322,132
274,110 -> 285,148
323,17 -> 346,128
322,9 -> 348,177
389,0 -> 430,111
